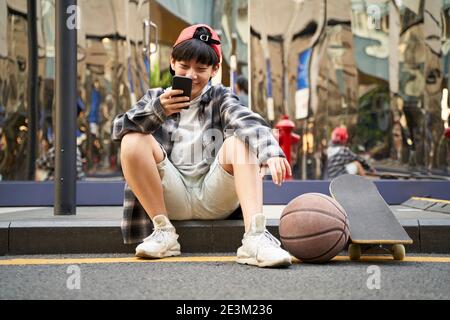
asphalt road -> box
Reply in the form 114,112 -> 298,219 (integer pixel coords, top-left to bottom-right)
0,254 -> 449,300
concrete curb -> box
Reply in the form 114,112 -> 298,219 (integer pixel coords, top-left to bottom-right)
1,219 -> 449,256
419,220 -> 450,254
401,219 -> 420,253
0,222 -> 9,256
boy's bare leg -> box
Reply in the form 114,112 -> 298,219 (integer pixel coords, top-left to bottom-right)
352,161 -> 367,176
120,132 -> 168,220
218,136 -> 263,232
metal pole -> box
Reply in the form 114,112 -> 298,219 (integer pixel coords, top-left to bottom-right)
26,0 -> 38,181
54,0 -> 77,215
230,1 -> 238,92
247,1 -> 252,110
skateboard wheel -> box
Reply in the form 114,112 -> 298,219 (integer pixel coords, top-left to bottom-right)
349,244 -> 361,261
392,244 -> 405,260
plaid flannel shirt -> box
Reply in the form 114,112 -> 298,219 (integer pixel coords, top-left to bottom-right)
111,84 -> 285,244
36,146 -> 85,181
327,144 -> 372,179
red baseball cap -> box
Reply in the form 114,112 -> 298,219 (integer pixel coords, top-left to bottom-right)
331,127 -> 349,144
170,24 -> 222,75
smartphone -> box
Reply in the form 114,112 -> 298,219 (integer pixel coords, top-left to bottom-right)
172,75 -> 192,109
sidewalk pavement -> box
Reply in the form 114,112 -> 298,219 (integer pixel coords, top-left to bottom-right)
0,206 -> 449,256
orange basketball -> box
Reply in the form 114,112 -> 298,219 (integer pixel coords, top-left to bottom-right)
279,193 -> 350,263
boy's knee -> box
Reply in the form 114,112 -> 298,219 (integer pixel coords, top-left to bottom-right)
223,136 -> 247,151
121,132 -> 160,161
221,136 -> 257,165
122,132 -> 147,149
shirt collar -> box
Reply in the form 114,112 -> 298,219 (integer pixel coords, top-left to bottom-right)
200,85 -> 214,104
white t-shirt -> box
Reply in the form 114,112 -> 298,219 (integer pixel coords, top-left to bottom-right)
170,86 -> 211,178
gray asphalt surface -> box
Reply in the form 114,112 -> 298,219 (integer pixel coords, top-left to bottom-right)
0,254 -> 449,300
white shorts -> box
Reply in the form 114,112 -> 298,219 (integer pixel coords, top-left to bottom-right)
345,162 -> 358,175
156,148 -> 240,220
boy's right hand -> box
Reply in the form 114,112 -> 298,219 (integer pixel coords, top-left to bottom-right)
159,90 -> 191,117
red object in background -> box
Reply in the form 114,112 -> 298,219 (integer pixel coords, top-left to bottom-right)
445,127 -> 450,140
275,115 -> 300,179
331,127 -> 349,144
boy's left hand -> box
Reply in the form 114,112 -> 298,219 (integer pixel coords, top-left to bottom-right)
260,157 -> 292,186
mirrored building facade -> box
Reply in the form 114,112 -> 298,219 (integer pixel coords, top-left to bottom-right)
0,0 -> 248,181
1,0 -> 448,181
250,0 -> 450,179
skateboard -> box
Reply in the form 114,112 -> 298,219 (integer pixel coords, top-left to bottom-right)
329,174 -> 413,260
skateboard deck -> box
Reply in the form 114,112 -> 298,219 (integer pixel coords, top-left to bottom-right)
329,174 -> 413,260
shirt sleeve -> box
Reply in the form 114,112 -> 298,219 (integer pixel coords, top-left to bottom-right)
343,147 -> 372,170
111,88 -> 166,142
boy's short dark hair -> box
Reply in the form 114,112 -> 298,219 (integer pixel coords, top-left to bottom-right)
172,35 -> 219,66
170,25 -> 221,75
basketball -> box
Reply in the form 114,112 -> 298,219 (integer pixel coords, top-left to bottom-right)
279,193 -> 350,263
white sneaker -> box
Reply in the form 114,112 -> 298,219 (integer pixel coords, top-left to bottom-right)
237,214 -> 292,268
135,215 -> 181,259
